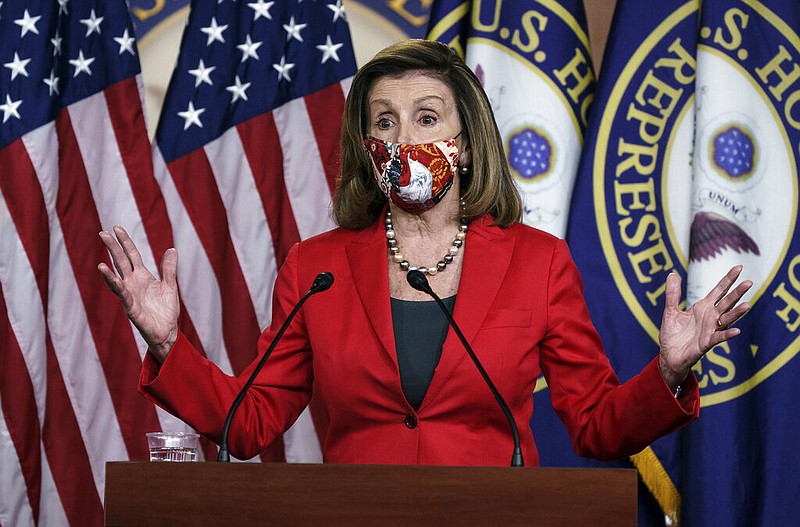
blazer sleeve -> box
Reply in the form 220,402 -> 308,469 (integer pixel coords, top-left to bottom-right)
138,243 -> 314,460
538,239 -> 699,461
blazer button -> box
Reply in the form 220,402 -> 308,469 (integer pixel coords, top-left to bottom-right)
404,414 -> 418,429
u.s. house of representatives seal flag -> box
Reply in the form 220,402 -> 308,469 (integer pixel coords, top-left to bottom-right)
568,0 -> 800,525
427,0 -> 595,238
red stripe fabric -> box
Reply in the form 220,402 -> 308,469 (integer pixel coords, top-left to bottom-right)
304,83 -> 347,194
0,289 -> 41,525
237,113 -> 301,267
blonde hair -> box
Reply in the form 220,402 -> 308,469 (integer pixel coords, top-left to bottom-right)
333,40 -> 522,229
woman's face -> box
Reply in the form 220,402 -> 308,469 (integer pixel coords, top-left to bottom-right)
367,71 -> 464,147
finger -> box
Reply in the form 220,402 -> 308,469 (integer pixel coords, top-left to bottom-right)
113,225 -> 147,271
160,248 -> 178,290
716,279 -> 753,314
99,230 -> 132,277
711,265 -> 743,305
718,301 -> 751,329
98,262 -> 125,296
708,326 -> 741,349
664,271 -> 682,311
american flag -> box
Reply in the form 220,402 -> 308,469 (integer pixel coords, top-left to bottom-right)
0,0 -> 356,524
153,0 -> 355,462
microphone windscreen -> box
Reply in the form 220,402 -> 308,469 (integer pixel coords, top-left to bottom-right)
312,272 -> 334,292
406,270 -> 431,293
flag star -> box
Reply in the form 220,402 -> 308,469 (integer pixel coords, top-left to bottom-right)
327,0 -> 346,23
114,28 -> 136,55
237,34 -> 262,62
4,52 -> 31,81
57,0 -> 69,16
282,16 -> 307,42
80,9 -> 104,37
69,50 -> 95,77
272,56 -> 295,82
178,101 -> 205,130
248,0 -> 274,21
0,94 -> 22,123
15,9 -> 41,37
188,59 -> 215,87
226,75 -> 251,103
44,70 -> 60,96
51,34 -> 63,56
316,35 -> 343,64
201,17 -> 228,46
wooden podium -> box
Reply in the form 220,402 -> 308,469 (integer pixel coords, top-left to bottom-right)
105,462 -> 636,526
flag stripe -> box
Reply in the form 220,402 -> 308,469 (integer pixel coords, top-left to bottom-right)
0,288 -> 41,525
303,82 -> 348,193
0,401 -> 35,527
153,148 -> 234,373
103,77 -> 167,250
273,99 -> 337,240
204,130 -> 278,330
41,338 -> 105,525
166,151 -> 261,375
237,112 -> 300,267
53,109 -> 160,459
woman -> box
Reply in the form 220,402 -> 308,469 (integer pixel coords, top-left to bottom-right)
99,40 -> 751,465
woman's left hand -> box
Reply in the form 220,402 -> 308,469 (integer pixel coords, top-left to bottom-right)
658,265 -> 752,390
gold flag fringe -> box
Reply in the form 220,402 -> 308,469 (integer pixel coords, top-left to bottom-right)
631,446 -> 681,526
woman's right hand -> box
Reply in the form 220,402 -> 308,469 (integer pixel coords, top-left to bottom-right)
98,226 -> 179,363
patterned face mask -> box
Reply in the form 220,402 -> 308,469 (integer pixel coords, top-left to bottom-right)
364,134 -> 461,214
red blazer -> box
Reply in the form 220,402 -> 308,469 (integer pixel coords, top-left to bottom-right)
140,214 -> 699,465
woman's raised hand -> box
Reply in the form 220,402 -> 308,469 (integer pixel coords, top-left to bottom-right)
657,265 -> 752,390
98,226 -> 179,363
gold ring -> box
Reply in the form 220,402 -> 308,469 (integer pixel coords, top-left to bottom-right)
716,318 -> 724,329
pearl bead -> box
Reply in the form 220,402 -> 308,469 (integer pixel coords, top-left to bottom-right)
449,246 -> 459,255
456,231 -> 466,240
400,261 -> 410,270
392,253 -> 404,263
385,229 -> 395,239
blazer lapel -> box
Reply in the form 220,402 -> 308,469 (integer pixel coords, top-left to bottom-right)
345,220 -> 397,365
420,215 -> 516,411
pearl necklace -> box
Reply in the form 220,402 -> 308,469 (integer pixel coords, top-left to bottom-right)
384,202 -> 468,276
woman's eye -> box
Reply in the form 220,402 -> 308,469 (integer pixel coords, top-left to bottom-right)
420,115 -> 437,125
375,118 -> 392,130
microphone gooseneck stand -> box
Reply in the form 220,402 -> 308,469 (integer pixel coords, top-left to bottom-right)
406,269 -> 524,467
217,272 -> 334,462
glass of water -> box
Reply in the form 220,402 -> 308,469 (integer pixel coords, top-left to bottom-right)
146,432 -> 199,462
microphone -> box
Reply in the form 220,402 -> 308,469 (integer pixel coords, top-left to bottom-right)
406,270 -> 524,467
217,272 -> 334,462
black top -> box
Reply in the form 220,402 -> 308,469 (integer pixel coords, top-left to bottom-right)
390,295 -> 456,411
